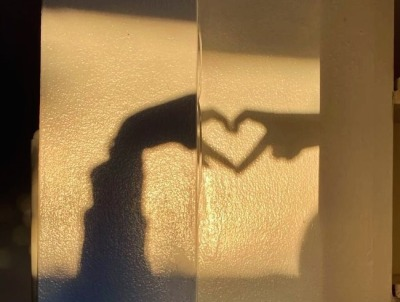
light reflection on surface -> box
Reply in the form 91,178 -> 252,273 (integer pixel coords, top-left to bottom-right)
199,144 -> 319,277
197,2 -> 320,295
142,143 -> 197,277
40,8 -> 197,278
39,0 -> 395,300
40,4 -> 322,302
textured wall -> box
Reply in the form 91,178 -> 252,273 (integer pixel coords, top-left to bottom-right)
39,3 -> 198,301
198,1 -> 321,301
40,0 -> 393,301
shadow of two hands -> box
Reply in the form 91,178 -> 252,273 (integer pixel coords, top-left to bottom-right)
200,109 -> 320,172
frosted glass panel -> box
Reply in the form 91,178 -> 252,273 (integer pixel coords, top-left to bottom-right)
197,1 -> 321,301
39,0 -> 394,301
39,1 -> 197,301
197,1 -> 394,301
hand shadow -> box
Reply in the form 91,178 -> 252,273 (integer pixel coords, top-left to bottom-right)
43,100 -> 320,302
78,105 -> 319,301
201,109 -> 320,172
46,95 -> 197,302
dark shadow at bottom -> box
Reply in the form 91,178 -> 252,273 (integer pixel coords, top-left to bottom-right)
41,214 -> 321,302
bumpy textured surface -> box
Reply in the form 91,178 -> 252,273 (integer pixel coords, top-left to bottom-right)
198,1 -> 321,299
394,125 -> 400,276
40,5 -> 197,301
197,0 -> 393,301
40,0 -> 393,301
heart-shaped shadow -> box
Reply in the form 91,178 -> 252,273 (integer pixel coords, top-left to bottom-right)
200,109 -> 320,173
201,110 -> 268,173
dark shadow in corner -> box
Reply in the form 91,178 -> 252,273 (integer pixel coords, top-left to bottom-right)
47,95 -> 197,302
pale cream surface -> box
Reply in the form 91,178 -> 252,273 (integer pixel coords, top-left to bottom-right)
40,8 -> 197,278
198,51 -> 321,300
197,0 -> 393,300
40,0 -> 393,301
197,0 -> 321,299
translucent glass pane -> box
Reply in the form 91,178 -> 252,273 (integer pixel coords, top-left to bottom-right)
197,1 -> 393,301
197,1 -> 321,301
38,0 -> 394,301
